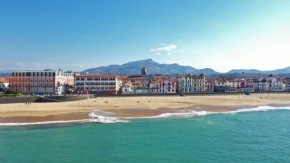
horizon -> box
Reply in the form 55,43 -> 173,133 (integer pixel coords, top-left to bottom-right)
0,0 -> 290,72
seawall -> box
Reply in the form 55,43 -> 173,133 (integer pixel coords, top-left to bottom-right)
91,91 -> 290,97
0,95 -> 90,104
0,92 -> 289,104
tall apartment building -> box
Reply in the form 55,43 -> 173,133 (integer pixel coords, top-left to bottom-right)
9,69 -> 78,95
178,74 -> 205,93
74,75 -> 121,94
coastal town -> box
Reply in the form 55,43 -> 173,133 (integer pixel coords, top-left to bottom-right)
1,67 -> 290,96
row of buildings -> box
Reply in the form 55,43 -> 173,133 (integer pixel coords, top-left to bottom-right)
3,68 -> 290,95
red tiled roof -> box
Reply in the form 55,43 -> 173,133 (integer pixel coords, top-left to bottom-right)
117,76 -> 129,79
0,78 -> 9,83
215,79 -> 226,82
150,79 -> 163,84
131,81 -> 141,85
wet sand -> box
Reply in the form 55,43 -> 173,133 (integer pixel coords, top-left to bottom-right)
0,112 -> 90,123
0,93 -> 290,123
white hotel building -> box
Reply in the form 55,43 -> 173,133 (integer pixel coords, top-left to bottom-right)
178,74 -> 206,93
74,75 -> 121,94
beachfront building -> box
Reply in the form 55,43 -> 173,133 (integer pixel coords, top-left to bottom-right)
9,69 -> 78,95
122,81 -> 135,94
205,80 -> 214,92
241,80 -> 255,92
253,79 -> 269,91
214,79 -> 227,92
214,78 -> 241,92
178,74 -> 205,93
0,78 -> 9,92
132,81 -> 150,94
74,75 -> 121,94
266,74 -> 284,91
226,79 -> 242,92
285,78 -> 290,91
150,79 -> 177,93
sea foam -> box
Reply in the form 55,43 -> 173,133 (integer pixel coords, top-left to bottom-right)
89,112 -> 129,123
229,105 -> 290,114
128,110 -> 211,119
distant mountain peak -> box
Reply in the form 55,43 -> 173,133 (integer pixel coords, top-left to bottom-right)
145,58 -> 153,61
81,59 -> 219,75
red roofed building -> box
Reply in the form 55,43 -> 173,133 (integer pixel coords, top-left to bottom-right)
0,78 -> 9,92
74,75 -> 120,94
205,79 -> 214,92
214,78 -> 241,92
150,79 -> 176,93
122,81 -> 135,94
241,80 -> 255,92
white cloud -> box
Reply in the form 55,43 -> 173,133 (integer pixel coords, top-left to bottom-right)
167,53 -> 171,55
150,44 -> 177,52
16,61 -> 22,66
156,53 -> 162,56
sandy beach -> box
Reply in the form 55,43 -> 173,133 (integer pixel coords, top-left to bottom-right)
0,93 -> 290,123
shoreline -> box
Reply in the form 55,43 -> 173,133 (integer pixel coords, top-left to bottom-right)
1,103 -> 290,124
0,93 -> 289,123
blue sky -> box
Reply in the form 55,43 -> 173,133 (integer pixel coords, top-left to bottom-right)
0,0 -> 289,72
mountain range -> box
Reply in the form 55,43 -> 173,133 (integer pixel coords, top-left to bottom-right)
0,59 -> 289,77
228,67 -> 290,74
81,59 -> 290,75
80,59 -> 219,75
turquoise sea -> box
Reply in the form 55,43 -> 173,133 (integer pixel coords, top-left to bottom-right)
1,107 -> 290,163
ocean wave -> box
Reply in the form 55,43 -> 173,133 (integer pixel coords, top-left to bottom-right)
89,112 -> 129,123
229,105 -> 290,114
128,110 -> 211,119
124,106 -> 290,119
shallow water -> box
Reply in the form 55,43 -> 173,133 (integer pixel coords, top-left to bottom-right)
1,108 -> 290,163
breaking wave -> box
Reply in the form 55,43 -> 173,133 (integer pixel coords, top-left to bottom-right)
129,110 -> 211,119
228,105 -> 290,114
88,112 -> 129,123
